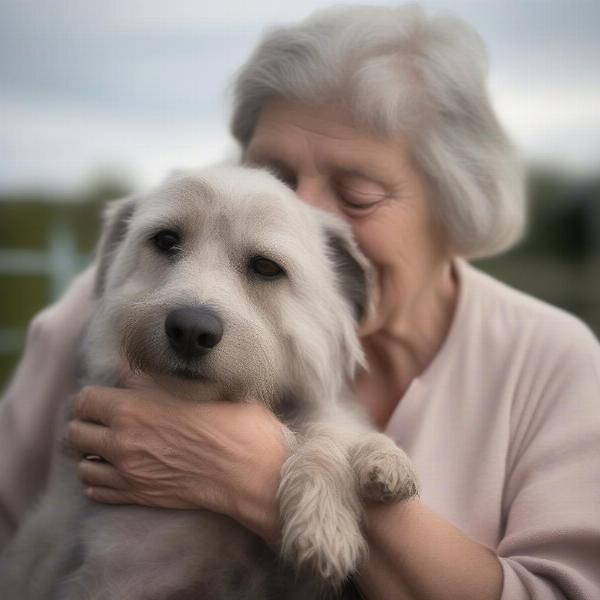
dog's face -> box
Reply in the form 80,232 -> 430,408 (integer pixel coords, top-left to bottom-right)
86,166 -> 370,408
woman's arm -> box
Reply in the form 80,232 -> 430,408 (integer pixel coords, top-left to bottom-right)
356,318 -> 600,600
0,265 -> 96,549
355,499 -> 503,600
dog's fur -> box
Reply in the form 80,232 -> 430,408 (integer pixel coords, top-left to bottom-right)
0,166 -> 419,599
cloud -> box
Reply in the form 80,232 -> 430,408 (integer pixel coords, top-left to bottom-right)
1,0 -> 598,192
0,96 -> 234,192
491,81 -> 600,172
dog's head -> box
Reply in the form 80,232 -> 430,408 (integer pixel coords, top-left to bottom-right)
86,166 -> 372,409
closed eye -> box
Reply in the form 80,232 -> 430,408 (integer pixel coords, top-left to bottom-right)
336,182 -> 387,215
341,196 -> 381,210
338,193 -> 383,216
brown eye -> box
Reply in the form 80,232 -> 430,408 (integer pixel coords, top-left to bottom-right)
250,256 -> 285,279
152,230 -> 181,255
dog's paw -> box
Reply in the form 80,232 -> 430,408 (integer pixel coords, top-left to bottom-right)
281,499 -> 367,585
352,437 -> 420,504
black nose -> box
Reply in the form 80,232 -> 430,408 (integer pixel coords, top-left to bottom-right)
165,306 -> 223,359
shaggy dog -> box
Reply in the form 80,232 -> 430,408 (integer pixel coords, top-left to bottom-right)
0,166 -> 418,599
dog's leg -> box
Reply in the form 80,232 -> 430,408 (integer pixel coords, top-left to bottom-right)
277,407 -> 419,587
278,421 -> 367,587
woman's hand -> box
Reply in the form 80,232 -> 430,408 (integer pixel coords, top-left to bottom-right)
66,374 -> 290,544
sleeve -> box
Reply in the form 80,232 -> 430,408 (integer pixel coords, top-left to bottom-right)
497,318 -> 600,600
0,265 -> 96,549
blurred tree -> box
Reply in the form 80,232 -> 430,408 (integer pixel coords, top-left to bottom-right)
476,168 -> 600,334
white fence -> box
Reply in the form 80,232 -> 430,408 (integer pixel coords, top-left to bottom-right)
0,222 -> 90,355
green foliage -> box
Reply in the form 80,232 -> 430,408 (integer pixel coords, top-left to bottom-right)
0,198 -> 105,254
515,169 -> 600,260
0,275 -> 48,329
475,169 -> 600,335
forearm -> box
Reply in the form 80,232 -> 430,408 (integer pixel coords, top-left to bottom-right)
355,499 -> 503,600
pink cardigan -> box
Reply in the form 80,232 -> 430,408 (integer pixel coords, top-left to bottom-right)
1,261 -> 599,598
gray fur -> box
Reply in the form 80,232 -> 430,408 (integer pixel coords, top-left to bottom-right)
0,166 -> 418,599
94,197 -> 137,297
325,230 -> 369,323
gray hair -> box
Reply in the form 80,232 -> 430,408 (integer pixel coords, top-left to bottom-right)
231,3 -> 526,258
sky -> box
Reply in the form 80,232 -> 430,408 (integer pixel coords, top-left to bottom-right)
1,0 -> 599,195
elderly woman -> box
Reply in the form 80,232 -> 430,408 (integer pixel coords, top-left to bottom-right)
1,5 -> 599,600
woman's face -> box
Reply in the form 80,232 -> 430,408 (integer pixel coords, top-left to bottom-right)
244,98 -> 452,331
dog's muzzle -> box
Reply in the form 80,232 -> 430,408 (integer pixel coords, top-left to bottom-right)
165,306 -> 223,359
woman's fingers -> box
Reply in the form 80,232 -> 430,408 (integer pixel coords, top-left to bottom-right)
84,486 -> 139,505
66,420 -> 114,462
78,459 -> 131,490
72,386 -> 127,426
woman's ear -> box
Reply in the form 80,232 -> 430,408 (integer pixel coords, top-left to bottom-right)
321,217 -> 374,324
94,197 -> 136,297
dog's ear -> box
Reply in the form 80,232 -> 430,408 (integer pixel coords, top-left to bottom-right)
94,197 -> 136,297
323,220 -> 373,324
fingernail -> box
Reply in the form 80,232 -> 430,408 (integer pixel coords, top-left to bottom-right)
84,454 -> 105,462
